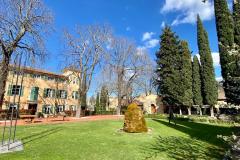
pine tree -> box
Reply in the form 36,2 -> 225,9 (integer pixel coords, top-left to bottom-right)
100,85 -> 108,111
95,92 -> 100,114
197,15 -> 218,117
192,55 -> 203,115
179,41 -> 193,115
155,26 -> 182,108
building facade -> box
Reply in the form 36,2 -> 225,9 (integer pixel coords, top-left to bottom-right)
2,66 -> 79,115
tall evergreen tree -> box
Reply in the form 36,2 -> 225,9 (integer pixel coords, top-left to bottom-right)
214,0 -> 239,104
179,41 -> 193,115
197,15 -> 218,117
155,26 -> 182,108
100,85 -> 108,111
227,0 -> 240,104
233,0 -> 240,45
95,92 -> 100,114
192,55 -> 203,115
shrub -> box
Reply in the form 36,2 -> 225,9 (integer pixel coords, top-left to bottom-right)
64,110 -> 76,117
36,112 -> 44,118
123,103 -> 148,133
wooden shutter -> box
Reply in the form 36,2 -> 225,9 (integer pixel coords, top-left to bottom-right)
43,88 -> 47,98
7,85 -> 13,96
56,90 -> 60,98
20,86 -> 24,96
52,89 -> 56,98
64,91 -> 67,99
30,87 -> 34,100
42,105 -> 46,113
34,87 -> 39,101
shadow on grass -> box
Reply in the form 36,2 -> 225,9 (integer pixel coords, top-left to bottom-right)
141,119 -> 239,160
142,135 -> 223,160
20,127 -> 62,145
153,119 -> 239,147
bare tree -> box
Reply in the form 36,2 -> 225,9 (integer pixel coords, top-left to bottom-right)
133,61 -> 155,97
63,24 -> 111,118
102,37 -> 153,115
0,0 -> 53,108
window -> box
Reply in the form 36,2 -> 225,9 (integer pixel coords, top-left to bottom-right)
47,77 -> 54,81
42,105 -> 52,114
9,104 -> 18,110
72,91 -> 79,99
7,85 -> 24,96
56,105 -> 65,113
57,90 -> 67,99
30,74 -> 41,79
70,105 -> 77,111
43,88 -> 55,98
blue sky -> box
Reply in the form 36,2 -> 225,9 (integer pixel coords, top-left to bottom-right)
43,0 -> 226,94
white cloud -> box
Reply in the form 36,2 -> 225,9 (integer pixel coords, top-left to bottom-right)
216,76 -> 223,81
193,52 -> 220,67
161,0 -> 214,25
142,32 -> 155,41
145,39 -> 159,49
161,21 -> 166,28
211,52 -> 220,67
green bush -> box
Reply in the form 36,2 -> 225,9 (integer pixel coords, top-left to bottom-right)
146,114 -> 239,125
144,114 -> 168,119
36,112 -> 44,118
123,103 -> 148,133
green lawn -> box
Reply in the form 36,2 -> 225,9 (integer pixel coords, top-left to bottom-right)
1,119 -> 238,160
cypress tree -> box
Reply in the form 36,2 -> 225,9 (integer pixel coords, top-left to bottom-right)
95,92 -> 100,114
179,41 -> 193,115
192,55 -> 203,115
214,0 -> 238,104
197,15 -> 218,117
155,26 -> 182,108
100,85 -> 108,111
226,0 -> 240,104
233,0 -> 240,45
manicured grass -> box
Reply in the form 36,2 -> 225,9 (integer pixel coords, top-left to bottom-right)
0,119 -> 238,160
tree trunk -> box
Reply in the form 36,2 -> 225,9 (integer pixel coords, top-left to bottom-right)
199,107 -> 202,116
116,68 -> 124,115
0,53 -> 11,109
76,90 -> 83,118
187,107 -> 191,115
76,106 -> 81,118
179,106 -> 182,115
116,105 -> 121,115
210,106 -> 214,117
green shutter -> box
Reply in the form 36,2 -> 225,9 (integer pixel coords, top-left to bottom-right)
43,88 -> 47,98
34,87 -> 39,101
56,90 -> 60,98
65,91 -> 68,99
31,87 -> 39,101
7,85 -> 13,96
76,92 -> 79,99
72,92 -> 74,99
20,86 -> 24,96
30,87 -> 34,100
42,105 -> 46,113
52,89 -> 56,98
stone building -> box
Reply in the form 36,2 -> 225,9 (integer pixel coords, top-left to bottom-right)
2,66 -> 79,115
108,94 -> 164,114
